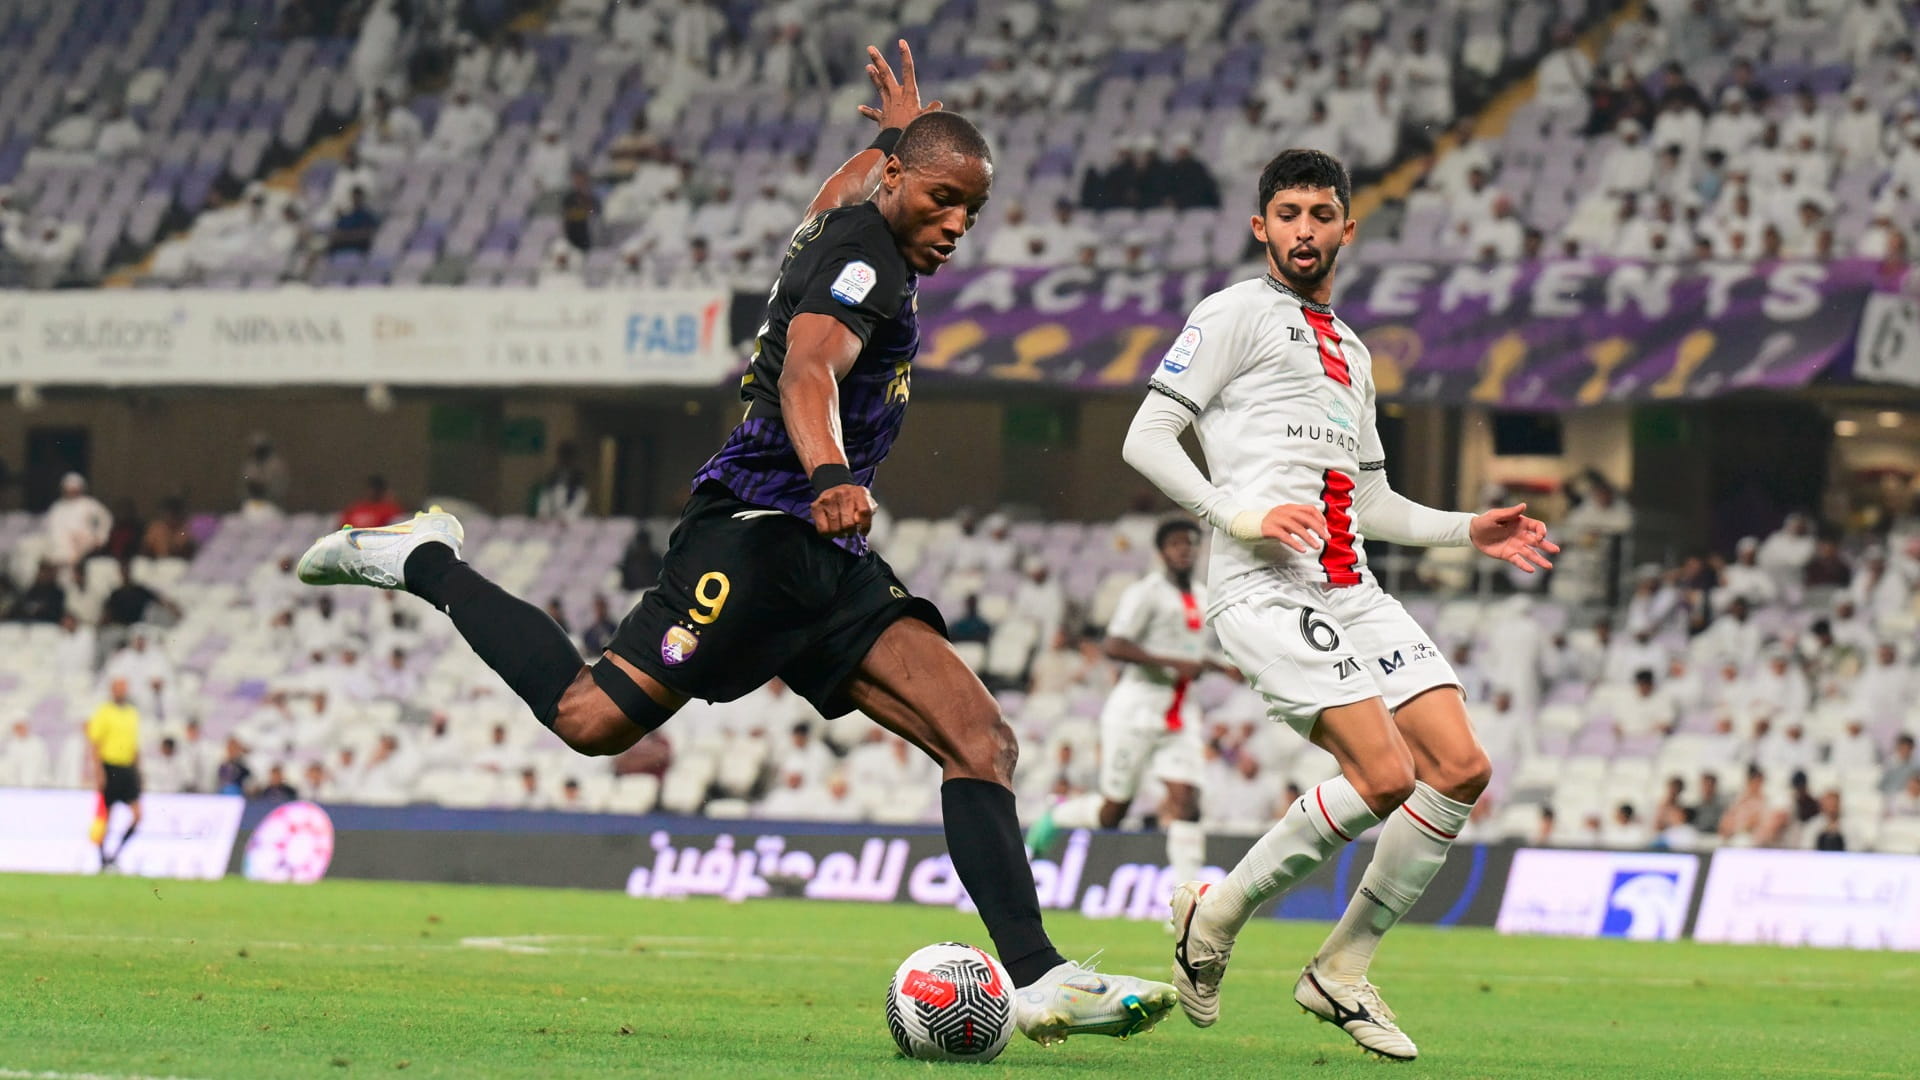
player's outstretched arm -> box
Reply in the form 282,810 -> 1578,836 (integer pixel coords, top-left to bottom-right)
1347,383 -> 1554,566
1350,464 -> 1476,548
782,313 -> 876,538
798,40 -> 942,224
1351,465 -> 1554,569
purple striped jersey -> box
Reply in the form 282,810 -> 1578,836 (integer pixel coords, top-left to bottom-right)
691,203 -> 918,554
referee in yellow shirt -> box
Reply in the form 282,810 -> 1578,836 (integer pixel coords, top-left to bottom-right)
86,677 -> 143,871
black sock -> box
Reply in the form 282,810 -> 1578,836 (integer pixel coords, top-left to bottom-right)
405,544 -> 584,723
114,821 -> 138,859
941,778 -> 1065,987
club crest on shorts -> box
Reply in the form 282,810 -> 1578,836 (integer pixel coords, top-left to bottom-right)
660,625 -> 699,665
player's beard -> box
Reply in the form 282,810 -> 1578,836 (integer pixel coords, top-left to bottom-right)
1268,236 -> 1341,295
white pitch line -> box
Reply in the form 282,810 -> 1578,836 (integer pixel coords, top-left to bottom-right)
0,1069 -> 211,1080
0,929 -> 814,964
5,930 -> 1908,989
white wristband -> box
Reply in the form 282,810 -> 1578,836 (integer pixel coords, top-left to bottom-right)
1227,509 -> 1265,542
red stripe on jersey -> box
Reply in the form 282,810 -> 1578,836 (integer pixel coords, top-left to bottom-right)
1163,591 -> 1204,732
1302,308 -> 1350,386
1318,469 -> 1361,586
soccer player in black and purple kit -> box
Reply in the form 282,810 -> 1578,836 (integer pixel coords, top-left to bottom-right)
294,42 -> 1176,1046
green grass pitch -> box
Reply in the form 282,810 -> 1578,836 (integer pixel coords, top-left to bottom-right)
1,873 -> 1912,1079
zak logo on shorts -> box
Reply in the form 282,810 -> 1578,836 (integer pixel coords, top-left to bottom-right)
661,625 -> 699,665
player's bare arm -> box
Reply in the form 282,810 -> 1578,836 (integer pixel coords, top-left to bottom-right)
781,313 -> 876,537
799,40 -> 941,223
1103,635 -> 1205,683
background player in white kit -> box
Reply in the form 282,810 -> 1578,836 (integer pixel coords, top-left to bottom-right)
1121,149 -> 1559,1061
1024,519 -> 1237,893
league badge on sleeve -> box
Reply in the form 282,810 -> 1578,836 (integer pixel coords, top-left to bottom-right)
1160,325 -> 1203,374
830,260 -> 879,305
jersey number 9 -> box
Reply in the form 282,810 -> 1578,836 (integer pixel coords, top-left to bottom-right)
689,572 -> 731,625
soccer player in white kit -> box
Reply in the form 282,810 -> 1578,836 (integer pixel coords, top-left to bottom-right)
1024,519 -> 1235,889
1121,149 -> 1559,1060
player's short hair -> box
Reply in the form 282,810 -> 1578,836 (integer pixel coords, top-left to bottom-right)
895,111 -> 993,169
1155,518 -> 1202,549
1257,148 -> 1351,216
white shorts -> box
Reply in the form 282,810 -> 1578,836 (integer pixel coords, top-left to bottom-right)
1212,578 -> 1460,737
1097,680 -> 1206,802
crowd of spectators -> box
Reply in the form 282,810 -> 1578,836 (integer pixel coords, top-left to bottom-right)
10,0 -> 1916,288
1408,5 -> 1920,264
64,0 -> 1562,288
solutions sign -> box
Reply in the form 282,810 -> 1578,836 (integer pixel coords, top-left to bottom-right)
0,288 -> 734,386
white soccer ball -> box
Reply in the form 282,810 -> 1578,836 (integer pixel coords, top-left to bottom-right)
885,942 -> 1016,1063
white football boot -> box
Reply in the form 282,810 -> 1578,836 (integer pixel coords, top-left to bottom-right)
1294,961 -> 1419,1061
1168,881 -> 1233,1027
296,509 -> 464,590
1015,958 -> 1179,1047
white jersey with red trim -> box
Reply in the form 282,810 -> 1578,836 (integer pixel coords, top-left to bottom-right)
1105,571 -> 1214,692
1146,274 -> 1382,613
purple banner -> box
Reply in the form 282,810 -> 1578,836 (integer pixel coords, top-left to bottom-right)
913,260 -> 1903,406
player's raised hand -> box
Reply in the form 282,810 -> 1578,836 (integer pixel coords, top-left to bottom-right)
1470,502 -> 1559,573
811,483 -> 878,538
857,39 -> 942,130
1259,504 -> 1331,554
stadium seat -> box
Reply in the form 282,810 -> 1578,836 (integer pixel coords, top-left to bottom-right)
607,774 -> 660,815
712,739 -> 770,798
952,641 -> 987,674
658,751 -> 719,816
1875,820 -> 1920,855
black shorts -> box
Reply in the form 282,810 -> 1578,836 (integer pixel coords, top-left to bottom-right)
608,483 -> 946,718
101,764 -> 142,806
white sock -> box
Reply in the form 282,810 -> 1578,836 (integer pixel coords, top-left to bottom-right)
1166,819 -> 1205,886
1049,793 -> 1107,829
1316,781 -> 1474,982
1199,777 -> 1380,937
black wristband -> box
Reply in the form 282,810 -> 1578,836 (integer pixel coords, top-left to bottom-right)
868,127 -> 903,156
810,463 -> 856,495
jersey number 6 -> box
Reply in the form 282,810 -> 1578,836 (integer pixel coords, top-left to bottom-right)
688,572 -> 731,625
1299,608 -> 1341,652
